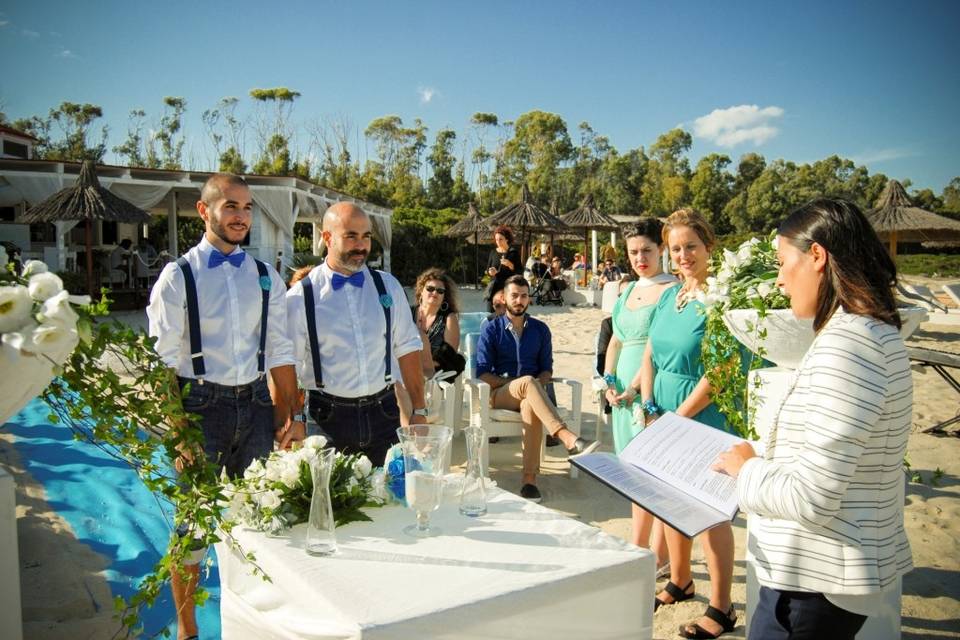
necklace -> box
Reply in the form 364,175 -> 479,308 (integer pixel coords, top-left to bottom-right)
675,283 -> 705,312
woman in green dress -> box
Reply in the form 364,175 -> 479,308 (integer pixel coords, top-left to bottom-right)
602,219 -> 676,568
635,208 -> 737,639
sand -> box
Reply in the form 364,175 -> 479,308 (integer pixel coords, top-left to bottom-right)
4,284 -> 959,639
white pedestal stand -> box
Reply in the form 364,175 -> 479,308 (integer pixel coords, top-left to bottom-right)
745,368 -> 901,639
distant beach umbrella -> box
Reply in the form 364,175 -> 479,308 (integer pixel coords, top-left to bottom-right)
560,194 -> 619,284
21,160 -> 151,296
486,184 -> 568,262
445,202 -> 488,287
866,179 -> 960,258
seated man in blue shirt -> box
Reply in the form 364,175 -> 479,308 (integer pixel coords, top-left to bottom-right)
476,275 -> 598,502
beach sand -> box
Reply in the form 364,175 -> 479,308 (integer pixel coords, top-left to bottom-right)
4,285 -> 959,639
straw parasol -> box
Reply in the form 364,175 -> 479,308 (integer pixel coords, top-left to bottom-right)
866,179 -> 960,258
560,194 -> 620,284
20,160 -> 151,296
445,202 -> 488,287
486,184 -> 568,262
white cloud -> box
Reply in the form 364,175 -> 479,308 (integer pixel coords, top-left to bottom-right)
693,104 -> 784,147
55,48 -> 77,59
418,86 -> 437,104
0,20 -> 9,28
849,148 -> 918,165
21,29 -> 39,38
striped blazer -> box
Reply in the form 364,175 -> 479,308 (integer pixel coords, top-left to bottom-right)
737,311 -> 913,595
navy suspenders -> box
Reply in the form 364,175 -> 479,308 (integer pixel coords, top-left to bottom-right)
176,255 -> 270,383
302,269 -> 394,390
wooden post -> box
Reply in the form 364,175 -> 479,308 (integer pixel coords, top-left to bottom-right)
888,230 -> 898,259
84,218 -> 95,298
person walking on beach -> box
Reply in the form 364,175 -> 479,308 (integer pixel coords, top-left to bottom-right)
283,202 -> 428,466
147,173 -> 298,640
475,274 -> 598,502
713,198 -> 913,640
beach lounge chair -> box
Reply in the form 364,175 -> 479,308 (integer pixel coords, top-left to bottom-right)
898,283 -> 948,313
907,346 -> 960,434
943,284 -> 960,309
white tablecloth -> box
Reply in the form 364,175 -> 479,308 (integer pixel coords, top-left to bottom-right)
216,478 -> 654,639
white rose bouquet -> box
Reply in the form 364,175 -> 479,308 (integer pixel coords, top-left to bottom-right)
226,435 -> 383,535
701,233 -> 790,439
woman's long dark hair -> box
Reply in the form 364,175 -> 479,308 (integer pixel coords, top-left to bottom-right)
778,198 -> 900,332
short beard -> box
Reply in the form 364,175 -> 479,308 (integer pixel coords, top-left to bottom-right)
335,250 -> 368,273
208,216 -> 246,247
506,302 -> 528,318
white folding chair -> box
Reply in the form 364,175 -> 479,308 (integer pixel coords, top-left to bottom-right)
942,284 -> 960,309
463,376 -> 582,477
899,283 -> 948,313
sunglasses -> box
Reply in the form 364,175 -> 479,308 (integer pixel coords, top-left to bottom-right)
424,285 -> 446,295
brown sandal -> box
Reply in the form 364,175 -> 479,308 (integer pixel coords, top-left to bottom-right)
678,605 -> 737,639
654,579 -> 694,612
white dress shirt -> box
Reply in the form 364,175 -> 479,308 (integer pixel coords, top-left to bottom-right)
286,262 -> 422,398
147,236 -> 295,386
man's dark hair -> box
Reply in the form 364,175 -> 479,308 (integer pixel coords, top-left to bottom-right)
201,172 -> 249,204
504,274 -> 529,290
119,238 -> 132,249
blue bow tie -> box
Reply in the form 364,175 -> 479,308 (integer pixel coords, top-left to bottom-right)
331,271 -> 365,290
208,249 -> 245,268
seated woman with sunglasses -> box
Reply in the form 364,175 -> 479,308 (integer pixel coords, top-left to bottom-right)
410,268 -> 463,378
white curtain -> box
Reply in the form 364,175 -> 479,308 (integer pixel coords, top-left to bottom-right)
0,174 -> 65,206
107,182 -> 172,210
250,187 -> 296,237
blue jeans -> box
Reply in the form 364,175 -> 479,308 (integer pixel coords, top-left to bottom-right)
750,586 -> 867,640
178,376 -> 276,479
308,386 -> 400,466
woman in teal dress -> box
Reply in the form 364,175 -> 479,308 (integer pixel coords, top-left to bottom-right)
602,219 -> 676,568
634,208 -> 737,639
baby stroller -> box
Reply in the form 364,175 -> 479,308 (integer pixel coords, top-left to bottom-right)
532,272 -> 564,306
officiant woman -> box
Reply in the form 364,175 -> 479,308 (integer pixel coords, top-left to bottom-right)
634,208 -> 737,639
713,198 -> 912,640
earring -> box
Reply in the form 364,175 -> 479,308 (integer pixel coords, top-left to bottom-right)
440,301 -> 449,312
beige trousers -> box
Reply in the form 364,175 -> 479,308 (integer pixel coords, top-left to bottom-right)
490,375 -> 566,476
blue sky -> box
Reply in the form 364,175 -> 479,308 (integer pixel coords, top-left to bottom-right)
1,0 -> 958,193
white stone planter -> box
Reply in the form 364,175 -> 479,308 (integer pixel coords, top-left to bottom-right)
724,307 -> 928,369
0,342 -> 72,425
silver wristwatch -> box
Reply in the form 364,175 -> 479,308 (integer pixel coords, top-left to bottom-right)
293,412 -> 307,423
411,407 -> 429,418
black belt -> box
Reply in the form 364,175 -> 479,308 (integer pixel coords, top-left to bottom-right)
310,386 -> 392,407
178,376 -> 263,395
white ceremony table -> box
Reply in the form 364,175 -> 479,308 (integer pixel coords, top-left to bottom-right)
216,478 -> 654,640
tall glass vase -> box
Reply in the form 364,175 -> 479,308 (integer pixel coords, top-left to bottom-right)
305,447 -> 337,556
459,426 -> 487,517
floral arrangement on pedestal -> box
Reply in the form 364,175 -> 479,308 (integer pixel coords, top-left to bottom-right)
225,435 -> 381,534
702,233 -> 791,440
0,251 -> 240,634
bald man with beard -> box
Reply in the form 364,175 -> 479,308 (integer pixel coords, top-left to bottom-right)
281,203 -> 427,465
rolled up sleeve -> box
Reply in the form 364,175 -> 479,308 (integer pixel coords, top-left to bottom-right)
285,283 -> 309,386
388,277 -> 422,360
265,268 -> 295,370
146,263 -> 185,370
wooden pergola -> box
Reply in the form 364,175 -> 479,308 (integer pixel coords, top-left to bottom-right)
867,179 -> 960,258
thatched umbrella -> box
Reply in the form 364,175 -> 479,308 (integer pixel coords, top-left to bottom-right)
445,202 -> 487,287
866,179 -> 960,258
21,160 -> 151,296
560,194 -> 620,284
486,184 -> 568,263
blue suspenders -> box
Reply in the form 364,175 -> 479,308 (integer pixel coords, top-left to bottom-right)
176,255 -> 270,383
302,269 -> 393,390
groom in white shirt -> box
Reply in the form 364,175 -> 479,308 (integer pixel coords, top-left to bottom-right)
147,173 -> 299,640
283,202 -> 428,466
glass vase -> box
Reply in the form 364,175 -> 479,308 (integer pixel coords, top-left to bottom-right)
459,426 -> 487,517
305,447 -> 337,556
397,425 -> 453,537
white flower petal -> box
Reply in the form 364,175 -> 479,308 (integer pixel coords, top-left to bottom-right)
21,260 -> 48,277
0,285 -> 34,333
28,272 -> 64,302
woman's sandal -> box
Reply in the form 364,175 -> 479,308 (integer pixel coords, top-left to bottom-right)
653,579 -> 694,612
678,605 -> 737,639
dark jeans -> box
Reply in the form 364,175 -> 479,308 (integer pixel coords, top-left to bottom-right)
750,586 -> 867,640
178,376 -> 275,479
308,386 -> 400,466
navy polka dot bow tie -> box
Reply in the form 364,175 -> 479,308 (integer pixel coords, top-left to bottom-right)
208,249 -> 245,268
331,271 -> 365,290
